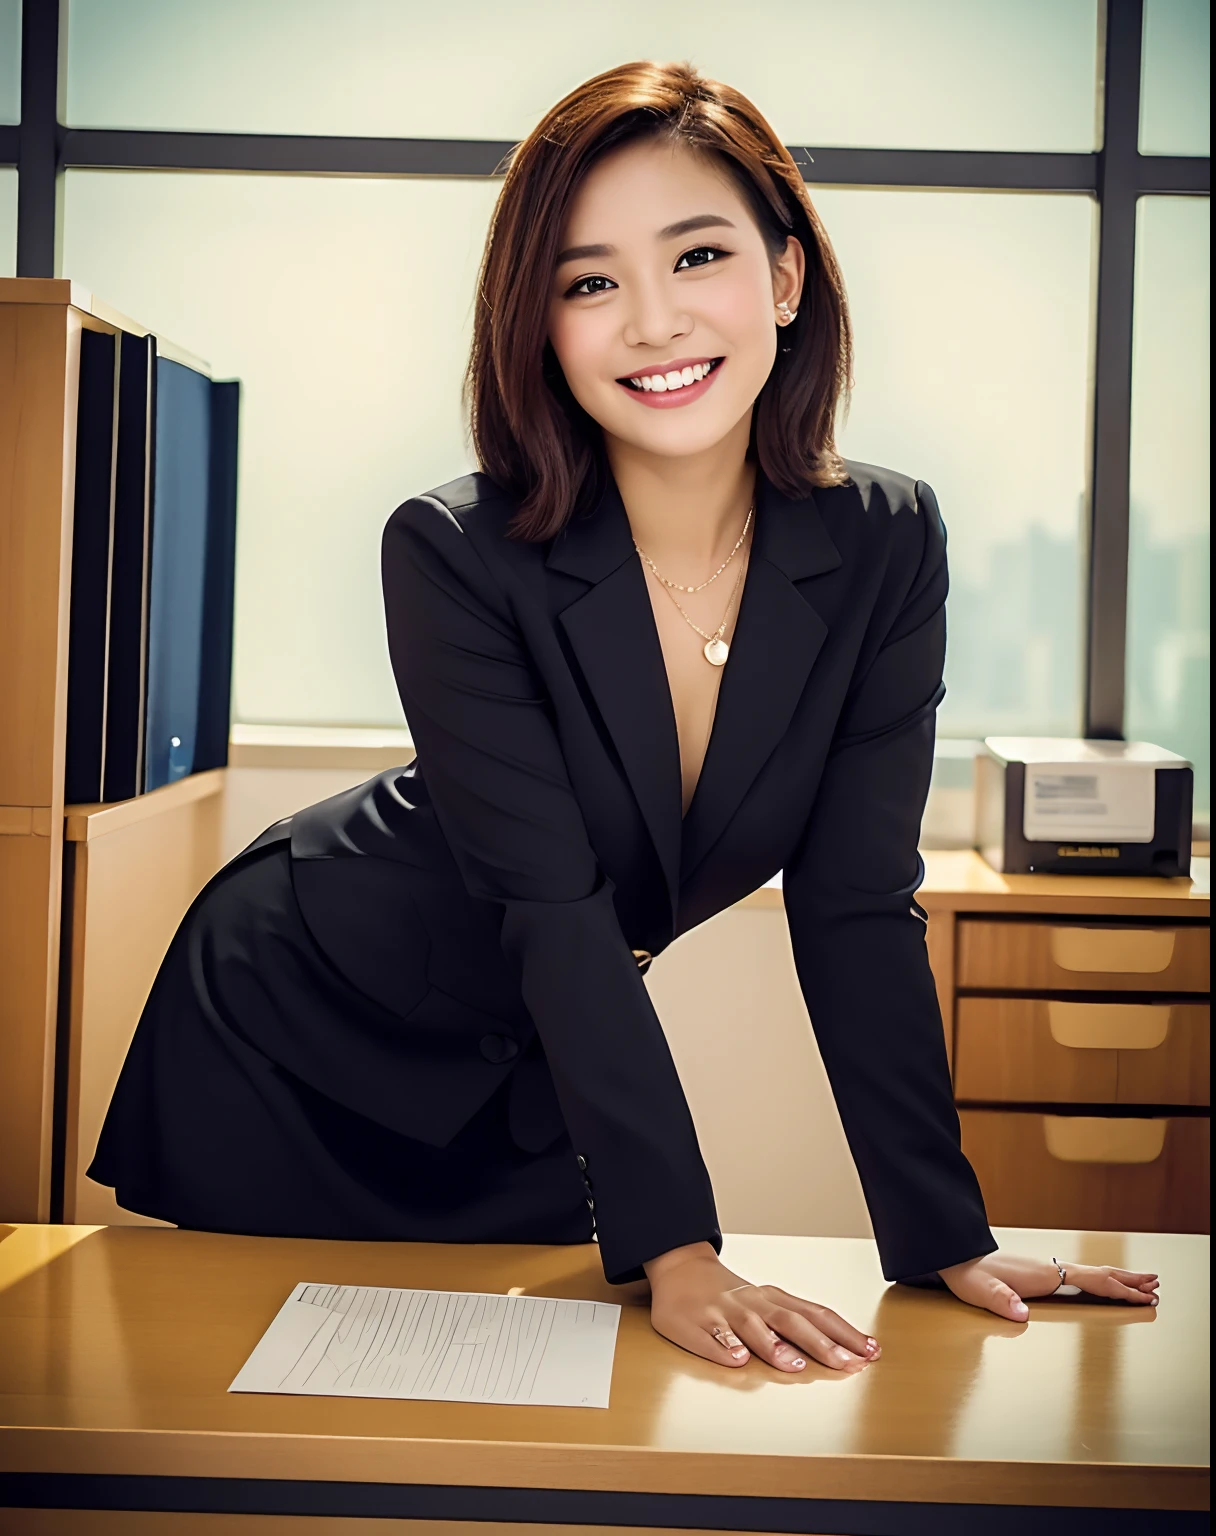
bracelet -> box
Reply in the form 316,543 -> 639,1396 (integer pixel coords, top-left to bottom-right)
1051,1256 -> 1068,1293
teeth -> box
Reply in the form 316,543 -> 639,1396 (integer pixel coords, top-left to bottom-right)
624,360 -> 717,392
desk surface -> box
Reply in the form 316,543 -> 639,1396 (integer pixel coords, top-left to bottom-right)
743,849 -> 1211,917
0,1224 -> 1208,1521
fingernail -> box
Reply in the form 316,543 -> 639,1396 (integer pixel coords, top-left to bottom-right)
1150,1296 -> 1159,1306
791,1357 -> 805,1369
1011,1298 -> 1029,1319
834,1348 -> 854,1365
731,1346 -> 749,1358
865,1337 -> 880,1355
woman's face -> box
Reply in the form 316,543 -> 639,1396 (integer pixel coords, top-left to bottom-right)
547,138 -> 804,463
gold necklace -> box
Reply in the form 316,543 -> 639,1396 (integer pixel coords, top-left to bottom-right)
645,536 -> 750,667
635,505 -> 754,593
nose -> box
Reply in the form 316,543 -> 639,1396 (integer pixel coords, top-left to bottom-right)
621,276 -> 690,351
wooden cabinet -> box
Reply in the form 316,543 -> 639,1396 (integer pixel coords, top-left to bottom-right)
960,1110 -> 1209,1233
918,851 -> 1210,1237
0,279 -> 230,1223
953,998 -> 1210,1105
957,918 -> 1209,992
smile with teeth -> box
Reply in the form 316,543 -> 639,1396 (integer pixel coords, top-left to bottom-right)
620,358 -> 723,392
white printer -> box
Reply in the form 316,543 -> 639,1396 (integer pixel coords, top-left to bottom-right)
976,738 -> 1194,876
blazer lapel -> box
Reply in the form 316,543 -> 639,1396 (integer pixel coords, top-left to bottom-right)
548,481 -> 683,919
681,476 -> 843,879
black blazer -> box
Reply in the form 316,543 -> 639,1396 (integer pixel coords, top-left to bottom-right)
286,460 -> 995,1285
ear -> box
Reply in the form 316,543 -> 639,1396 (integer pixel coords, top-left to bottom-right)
772,236 -> 806,314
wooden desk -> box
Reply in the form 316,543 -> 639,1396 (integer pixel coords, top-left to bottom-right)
0,1225 -> 1207,1534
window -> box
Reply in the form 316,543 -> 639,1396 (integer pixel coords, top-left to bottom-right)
1126,195 -> 1210,817
66,0 -> 1099,150
64,170 -> 499,726
819,187 -> 1094,737
1140,0 -> 1211,155
7,0 -> 1210,830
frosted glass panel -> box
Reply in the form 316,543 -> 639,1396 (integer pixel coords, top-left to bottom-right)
818,188 -> 1095,739
63,171 -> 500,727
66,0 -> 1099,151
0,0 -> 18,125
1126,197 -> 1210,820
1140,0 -> 1211,155
0,170 -> 16,276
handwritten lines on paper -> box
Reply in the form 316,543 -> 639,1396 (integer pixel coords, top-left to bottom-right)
229,1284 -> 621,1408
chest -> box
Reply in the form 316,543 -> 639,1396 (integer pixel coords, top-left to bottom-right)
641,556 -> 750,816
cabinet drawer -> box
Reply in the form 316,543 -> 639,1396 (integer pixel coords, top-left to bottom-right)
954,999 -> 1210,1106
957,920 -> 1210,993
960,1110 -> 1209,1234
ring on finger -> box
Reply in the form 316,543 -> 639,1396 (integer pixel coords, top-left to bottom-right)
711,1325 -> 745,1351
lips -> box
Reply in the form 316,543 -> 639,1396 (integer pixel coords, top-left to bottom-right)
616,357 -> 725,409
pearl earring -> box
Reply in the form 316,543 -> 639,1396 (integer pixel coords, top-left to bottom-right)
776,301 -> 797,325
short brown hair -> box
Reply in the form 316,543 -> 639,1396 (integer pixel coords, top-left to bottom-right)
466,60 -> 854,541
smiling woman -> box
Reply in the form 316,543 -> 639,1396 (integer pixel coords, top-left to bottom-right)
89,60 -> 1160,1385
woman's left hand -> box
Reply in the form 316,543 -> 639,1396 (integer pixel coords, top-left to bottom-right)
939,1251 -> 1160,1321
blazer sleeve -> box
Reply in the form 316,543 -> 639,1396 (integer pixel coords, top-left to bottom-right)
382,494 -> 721,1284
782,481 -> 996,1281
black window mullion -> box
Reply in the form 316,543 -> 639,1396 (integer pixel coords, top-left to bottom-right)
1085,0 -> 1145,739
15,0 -> 65,278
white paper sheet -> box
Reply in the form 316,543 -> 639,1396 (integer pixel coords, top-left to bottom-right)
228,1283 -> 621,1408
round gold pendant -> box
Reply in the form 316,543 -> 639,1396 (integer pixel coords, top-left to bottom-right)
703,637 -> 730,667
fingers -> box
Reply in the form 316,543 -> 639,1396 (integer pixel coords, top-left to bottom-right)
772,1291 -> 879,1359
734,1307 -> 869,1373
649,1310 -> 751,1368
1095,1271 -> 1158,1306
767,1304 -> 874,1369
732,1309 -> 809,1372
1064,1264 -> 1161,1306
1108,1267 -> 1160,1293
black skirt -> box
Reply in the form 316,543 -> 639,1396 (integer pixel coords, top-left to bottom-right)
88,837 -> 594,1249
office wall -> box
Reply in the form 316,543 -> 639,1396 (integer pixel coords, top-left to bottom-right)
0,170 -> 15,276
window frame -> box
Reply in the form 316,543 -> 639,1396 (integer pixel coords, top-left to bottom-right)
6,0 -> 1209,745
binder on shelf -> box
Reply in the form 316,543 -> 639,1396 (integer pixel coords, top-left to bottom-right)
64,330 -> 118,805
64,323 -> 241,804
194,380 -> 241,774
144,357 -> 212,791
101,332 -> 155,804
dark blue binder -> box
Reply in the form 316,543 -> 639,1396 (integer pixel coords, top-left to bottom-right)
143,356 -> 212,791
65,329 -> 118,805
193,380 -> 241,773
102,332 -> 154,804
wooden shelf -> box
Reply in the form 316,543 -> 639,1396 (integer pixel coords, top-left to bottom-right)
64,768 -> 226,843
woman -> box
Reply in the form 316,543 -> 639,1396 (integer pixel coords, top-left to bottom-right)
91,61 -> 1159,1374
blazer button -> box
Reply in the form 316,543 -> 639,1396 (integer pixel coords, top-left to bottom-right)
479,1033 -> 519,1064
632,949 -> 652,974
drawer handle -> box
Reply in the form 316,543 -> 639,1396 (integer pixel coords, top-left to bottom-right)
1049,927 -> 1176,974
1047,1001 -> 1171,1051
1043,1116 -> 1167,1164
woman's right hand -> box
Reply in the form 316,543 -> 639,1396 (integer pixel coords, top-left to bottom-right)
643,1241 -> 879,1372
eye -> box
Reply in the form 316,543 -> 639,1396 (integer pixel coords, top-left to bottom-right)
565,274 -> 617,298
674,245 -> 729,271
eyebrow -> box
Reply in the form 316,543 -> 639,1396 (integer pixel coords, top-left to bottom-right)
554,213 -> 737,267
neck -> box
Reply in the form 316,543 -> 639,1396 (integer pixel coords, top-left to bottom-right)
604,413 -> 756,574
